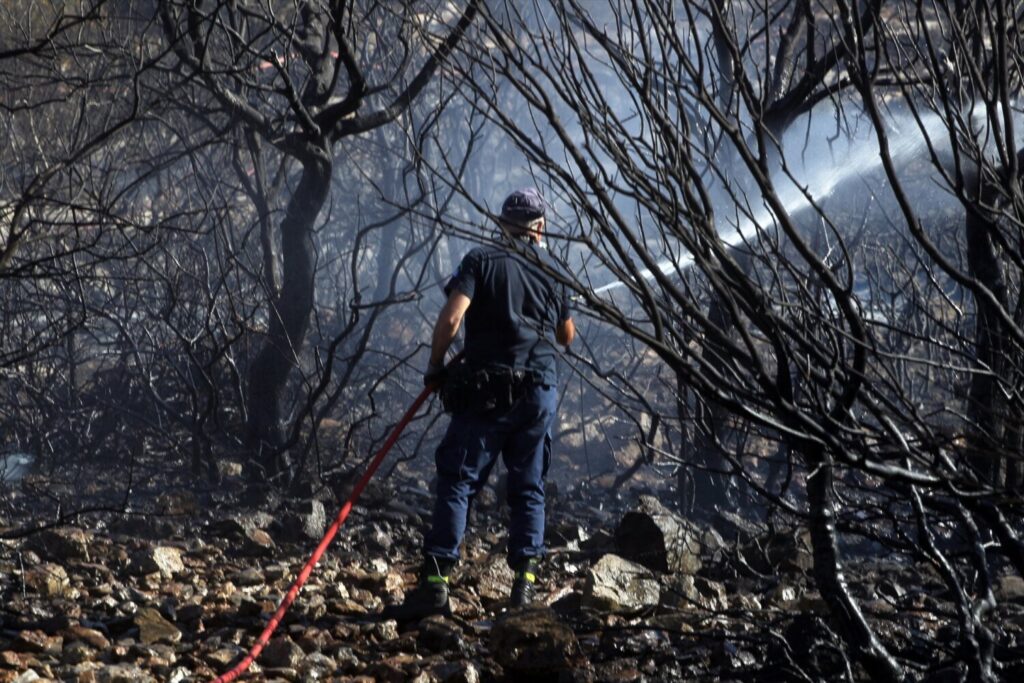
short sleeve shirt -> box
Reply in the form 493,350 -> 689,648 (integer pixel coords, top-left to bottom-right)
445,242 -> 571,385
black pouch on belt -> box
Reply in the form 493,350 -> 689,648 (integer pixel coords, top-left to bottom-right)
440,365 -> 538,416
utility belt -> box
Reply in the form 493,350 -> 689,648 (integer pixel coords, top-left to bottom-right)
440,364 -> 544,416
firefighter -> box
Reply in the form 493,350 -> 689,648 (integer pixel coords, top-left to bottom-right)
384,188 -> 575,620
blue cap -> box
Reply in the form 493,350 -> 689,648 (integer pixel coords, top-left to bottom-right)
500,188 -> 546,225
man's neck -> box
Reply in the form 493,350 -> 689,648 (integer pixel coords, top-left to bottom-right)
511,232 -> 537,246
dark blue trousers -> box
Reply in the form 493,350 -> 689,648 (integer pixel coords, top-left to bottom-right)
423,384 -> 557,567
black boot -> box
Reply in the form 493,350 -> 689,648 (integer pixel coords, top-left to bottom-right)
381,556 -> 453,622
509,557 -> 539,608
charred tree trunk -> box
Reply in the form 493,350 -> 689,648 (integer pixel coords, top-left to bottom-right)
965,197 -> 1012,487
246,153 -> 331,474
805,445 -> 903,682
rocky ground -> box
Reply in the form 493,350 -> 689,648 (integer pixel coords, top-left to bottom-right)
2,465 -> 1024,682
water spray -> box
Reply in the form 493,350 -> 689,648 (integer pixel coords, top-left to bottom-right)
589,111 -> 950,297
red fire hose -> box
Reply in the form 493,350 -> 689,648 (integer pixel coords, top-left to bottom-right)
212,375 -> 445,682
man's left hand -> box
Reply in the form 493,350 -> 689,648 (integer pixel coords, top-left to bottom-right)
424,362 -> 447,388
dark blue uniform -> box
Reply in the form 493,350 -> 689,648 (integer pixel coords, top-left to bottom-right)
424,242 -> 570,566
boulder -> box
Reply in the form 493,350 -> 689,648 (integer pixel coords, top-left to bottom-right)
490,607 -> 580,675
24,527 -> 91,562
134,608 -> 181,645
131,547 -> 184,578
583,554 -> 660,613
614,495 -> 702,574
285,500 -> 327,542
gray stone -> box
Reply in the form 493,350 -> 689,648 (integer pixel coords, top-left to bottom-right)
207,646 -> 243,667
428,661 -> 481,683
297,653 -> 337,679
287,499 -> 327,541
132,546 -> 185,578
996,574 -> 1024,603
583,554 -> 660,613
662,575 -> 728,611
134,607 -> 182,645
24,526 -> 92,562
417,614 -> 464,652
614,495 -> 702,575
95,664 -> 156,683
490,606 -> 580,674
167,667 -> 191,683
232,567 -> 264,587
262,635 -> 305,669
464,554 -> 515,603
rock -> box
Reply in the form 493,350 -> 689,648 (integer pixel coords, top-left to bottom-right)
231,567 -> 263,587
298,652 -> 336,679
62,640 -> 96,665
12,629 -> 62,655
262,636 -> 305,669
286,499 -> 327,541
1,652 -> 36,671
218,460 -> 243,478
662,575 -> 728,612
464,554 -> 515,603
131,547 -> 184,578
24,526 -> 92,562
243,527 -> 276,555
64,626 -> 111,650
583,554 -> 660,613
769,583 -> 799,606
166,668 -> 191,683
417,614 -> 464,652
614,495 -> 702,575
94,663 -> 155,683
155,491 -> 199,515
373,619 -> 400,642
427,661 -> 481,683
740,526 -> 813,575
490,607 -> 580,675
996,574 -> 1024,603
133,607 -> 182,645
24,563 -> 74,598
206,646 -> 243,667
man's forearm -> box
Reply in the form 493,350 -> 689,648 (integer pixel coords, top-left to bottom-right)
430,318 -> 459,367
429,291 -> 472,368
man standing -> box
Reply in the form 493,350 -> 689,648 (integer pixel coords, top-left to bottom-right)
385,188 -> 575,620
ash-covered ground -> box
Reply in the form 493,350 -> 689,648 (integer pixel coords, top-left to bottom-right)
2,460 -> 1024,682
